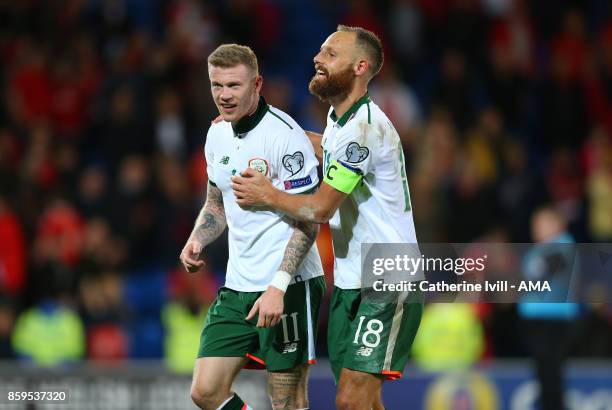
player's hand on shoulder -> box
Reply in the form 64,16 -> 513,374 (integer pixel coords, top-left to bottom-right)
246,286 -> 284,328
180,240 -> 205,273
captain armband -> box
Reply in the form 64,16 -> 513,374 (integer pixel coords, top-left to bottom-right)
323,160 -> 362,194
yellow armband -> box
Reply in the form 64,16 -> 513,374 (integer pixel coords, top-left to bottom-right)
323,160 -> 362,194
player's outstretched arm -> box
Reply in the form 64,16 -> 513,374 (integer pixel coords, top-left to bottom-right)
232,168 -> 346,224
246,219 -> 319,328
180,182 -> 226,273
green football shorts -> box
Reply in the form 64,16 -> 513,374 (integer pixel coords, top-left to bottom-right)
327,286 -> 423,382
198,276 -> 325,372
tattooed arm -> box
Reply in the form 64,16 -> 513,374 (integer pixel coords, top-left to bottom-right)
245,219 -> 319,328
279,220 -> 319,275
180,182 -> 226,273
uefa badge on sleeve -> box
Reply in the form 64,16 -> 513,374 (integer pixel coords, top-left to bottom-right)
248,158 -> 269,176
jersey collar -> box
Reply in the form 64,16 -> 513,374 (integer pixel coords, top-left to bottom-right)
329,93 -> 371,127
232,96 -> 268,137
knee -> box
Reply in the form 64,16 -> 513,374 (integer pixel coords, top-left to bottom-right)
336,388 -> 360,410
190,385 -> 210,409
190,383 -> 225,409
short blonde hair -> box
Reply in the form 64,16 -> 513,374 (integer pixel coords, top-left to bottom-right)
207,44 -> 259,74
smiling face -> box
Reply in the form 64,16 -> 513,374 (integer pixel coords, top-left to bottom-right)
209,63 -> 262,123
309,31 -> 359,102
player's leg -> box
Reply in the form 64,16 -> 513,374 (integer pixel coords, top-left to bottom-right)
267,363 -> 310,409
191,356 -> 249,409
262,276 -> 325,409
338,289 -> 423,409
335,368 -> 384,410
192,287 -> 261,409
373,388 -> 385,410
292,364 -> 310,408
328,287 -> 387,409
327,287 -> 362,382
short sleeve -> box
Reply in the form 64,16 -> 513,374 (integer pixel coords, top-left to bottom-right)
204,128 -> 215,186
323,120 -> 375,194
273,129 -> 320,194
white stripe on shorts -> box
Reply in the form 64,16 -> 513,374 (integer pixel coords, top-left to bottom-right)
383,290 -> 409,371
305,280 -> 315,362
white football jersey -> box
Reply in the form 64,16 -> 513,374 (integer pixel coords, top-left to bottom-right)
321,94 -> 420,289
205,97 -> 323,291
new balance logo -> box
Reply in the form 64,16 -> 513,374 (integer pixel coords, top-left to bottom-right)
282,342 -> 298,354
219,156 -> 230,165
356,347 -> 373,357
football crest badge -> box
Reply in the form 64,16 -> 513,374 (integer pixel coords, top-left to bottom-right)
247,158 -> 269,176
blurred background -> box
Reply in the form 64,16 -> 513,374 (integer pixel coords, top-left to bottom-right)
0,0 -> 611,409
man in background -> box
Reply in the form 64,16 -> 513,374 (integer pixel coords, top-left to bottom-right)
519,205 -> 580,410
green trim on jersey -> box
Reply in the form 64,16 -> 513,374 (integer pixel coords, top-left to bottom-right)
209,180 -> 217,187
330,94 -> 371,127
232,96 -> 268,135
397,141 -> 412,212
267,108 -> 293,129
300,186 -> 318,195
323,160 -> 362,194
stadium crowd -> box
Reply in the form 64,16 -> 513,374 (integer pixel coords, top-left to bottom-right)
0,0 -> 611,371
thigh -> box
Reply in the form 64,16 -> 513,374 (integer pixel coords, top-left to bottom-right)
327,287 -> 362,382
337,368 -> 384,408
259,277 -> 326,372
343,290 -> 423,380
267,364 -> 310,410
198,288 -> 260,359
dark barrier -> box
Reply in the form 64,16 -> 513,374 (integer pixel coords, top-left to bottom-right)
1,360 -> 611,409
0,362 -> 270,410
309,360 -> 612,409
